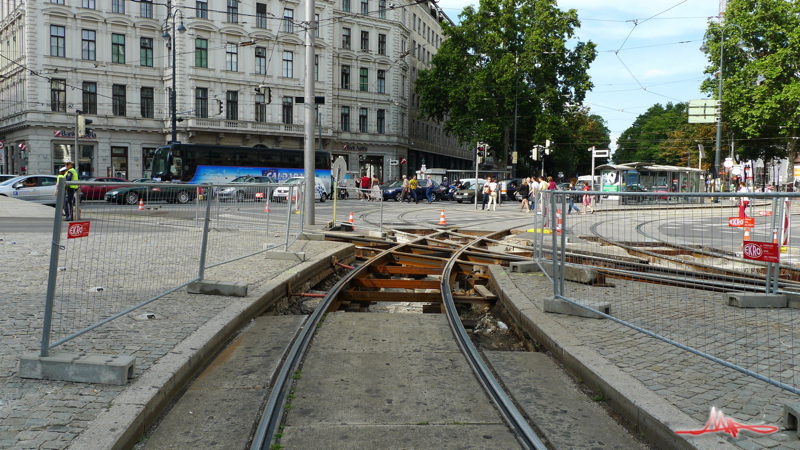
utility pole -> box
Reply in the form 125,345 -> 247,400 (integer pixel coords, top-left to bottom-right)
303,0 -> 316,225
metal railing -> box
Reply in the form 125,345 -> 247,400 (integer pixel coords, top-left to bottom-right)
39,179 -> 304,357
531,189 -> 800,395
330,186 -> 385,232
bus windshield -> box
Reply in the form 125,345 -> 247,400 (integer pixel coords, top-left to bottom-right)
151,147 -> 170,179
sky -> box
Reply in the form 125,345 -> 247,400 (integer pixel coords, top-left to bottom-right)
435,0 -> 722,152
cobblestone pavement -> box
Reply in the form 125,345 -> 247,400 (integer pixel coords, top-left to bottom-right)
509,271 -> 800,450
0,229 -> 343,450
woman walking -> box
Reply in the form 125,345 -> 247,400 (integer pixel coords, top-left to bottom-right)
547,176 -> 557,191
370,175 -> 381,201
518,180 -> 530,212
568,181 -> 581,214
486,177 -> 498,211
582,181 -> 595,214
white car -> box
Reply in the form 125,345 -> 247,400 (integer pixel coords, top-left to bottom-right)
272,177 -> 329,203
0,175 -> 60,205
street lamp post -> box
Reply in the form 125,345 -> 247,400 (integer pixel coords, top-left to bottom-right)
163,9 -> 186,144
700,23 -> 745,200
512,56 -> 519,179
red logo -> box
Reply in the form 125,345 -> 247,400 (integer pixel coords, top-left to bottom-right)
67,221 -> 90,239
400,158 -> 407,165
759,211 -> 773,216
676,407 -> 777,438
54,130 -> 63,137
728,217 -> 755,227
743,241 -> 780,263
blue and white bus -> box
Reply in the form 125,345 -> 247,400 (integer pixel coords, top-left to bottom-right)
150,144 -> 331,192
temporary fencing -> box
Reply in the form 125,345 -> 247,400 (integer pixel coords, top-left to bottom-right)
39,179 -> 304,357
530,189 -> 800,395
330,186 -> 385,232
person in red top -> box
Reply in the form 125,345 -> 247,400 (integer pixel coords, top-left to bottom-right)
361,174 -> 371,201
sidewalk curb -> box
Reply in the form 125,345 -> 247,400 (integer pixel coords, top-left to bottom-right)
67,243 -> 355,450
487,265 -> 739,450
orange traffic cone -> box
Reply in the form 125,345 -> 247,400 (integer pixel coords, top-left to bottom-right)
348,212 -> 355,230
742,227 -> 750,249
138,199 -> 144,211
439,209 -> 447,225
264,199 -> 271,213
773,228 -> 778,244
556,208 -> 562,235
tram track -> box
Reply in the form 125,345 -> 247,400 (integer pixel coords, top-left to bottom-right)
250,227 -> 547,450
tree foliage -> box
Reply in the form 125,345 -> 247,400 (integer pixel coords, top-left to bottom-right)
414,0 -> 597,173
613,103 -> 689,164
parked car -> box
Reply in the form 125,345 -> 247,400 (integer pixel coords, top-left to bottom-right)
216,175 -> 277,202
499,179 -> 523,201
0,174 -> 18,183
382,179 -> 442,202
104,181 -> 197,204
0,175 -> 59,205
454,180 -> 486,204
272,177 -> 329,202
80,177 -> 129,200
130,178 -> 152,183
620,184 -> 650,204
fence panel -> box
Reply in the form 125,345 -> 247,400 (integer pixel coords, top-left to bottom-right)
548,190 -> 800,394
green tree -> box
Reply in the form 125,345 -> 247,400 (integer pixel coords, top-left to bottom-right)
548,108 -> 610,177
613,103 -> 688,164
415,0 -> 596,165
700,0 -> 800,164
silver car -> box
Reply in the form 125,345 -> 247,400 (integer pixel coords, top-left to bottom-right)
0,175 -> 60,205
216,175 -> 277,202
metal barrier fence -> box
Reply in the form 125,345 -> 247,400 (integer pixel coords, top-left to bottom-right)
40,179 -> 304,357
529,189 -> 800,395
330,187 -> 385,232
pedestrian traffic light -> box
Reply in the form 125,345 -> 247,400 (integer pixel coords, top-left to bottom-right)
216,99 -> 224,115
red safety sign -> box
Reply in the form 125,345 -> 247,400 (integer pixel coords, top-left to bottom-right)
758,211 -> 773,217
67,221 -> 91,239
743,241 -> 780,263
728,217 -> 755,227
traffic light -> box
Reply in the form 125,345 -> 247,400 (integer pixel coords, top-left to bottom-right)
77,115 -> 93,137
257,86 -> 272,104
477,146 -> 484,157
216,99 -> 224,116
544,139 -> 552,156
531,147 -> 539,160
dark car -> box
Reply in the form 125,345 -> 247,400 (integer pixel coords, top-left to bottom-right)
216,175 -> 277,201
104,181 -> 197,205
80,177 -> 129,200
620,184 -> 649,204
499,179 -> 523,201
383,179 -> 442,202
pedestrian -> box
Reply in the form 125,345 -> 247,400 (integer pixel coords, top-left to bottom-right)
401,175 -> 410,202
582,181 -> 595,214
355,177 -> 361,200
371,175 -> 381,201
361,173 -> 371,201
487,177 -> 498,211
548,176 -> 557,191
568,181 -> 581,214
529,177 -> 537,211
481,176 -> 491,210
738,182 -> 750,218
518,179 -> 530,212
538,176 -> 548,214
409,175 -> 419,204
63,161 -> 78,221
425,175 -> 434,204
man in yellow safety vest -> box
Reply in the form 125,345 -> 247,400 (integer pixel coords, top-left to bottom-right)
63,161 -> 79,221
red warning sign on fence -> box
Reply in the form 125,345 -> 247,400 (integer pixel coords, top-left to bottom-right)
743,241 -> 780,263
758,211 -> 773,216
728,217 -> 755,227
67,221 -> 91,239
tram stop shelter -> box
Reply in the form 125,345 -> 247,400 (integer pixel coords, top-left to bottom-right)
595,162 -> 705,204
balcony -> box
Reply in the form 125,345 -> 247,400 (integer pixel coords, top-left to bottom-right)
186,118 -> 334,136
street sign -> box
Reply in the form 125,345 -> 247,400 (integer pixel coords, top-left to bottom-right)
67,221 -> 91,239
332,156 -> 347,181
728,217 -> 755,227
743,241 -> 780,263
0,140 -> 5,150
688,99 -> 719,124
400,158 -> 406,165
724,159 -> 734,169
759,211 -> 773,216
389,159 -> 399,166
512,151 -> 518,164
593,149 -> 610,157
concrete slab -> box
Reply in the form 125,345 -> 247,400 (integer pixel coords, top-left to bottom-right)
20,352 -> 135,385
510,261 -> 541,273
143,315 -> 305,450
538,261 -> 601,284
279,425 -> 523,449
486,351 -> 649,450
783,401 -> 800,437
543,297 -> 611,319
187,280 -> 249,297
724,292 -> 787,308
263,250 -> 306,261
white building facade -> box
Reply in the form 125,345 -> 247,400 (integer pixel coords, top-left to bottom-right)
0,0 -> 471,181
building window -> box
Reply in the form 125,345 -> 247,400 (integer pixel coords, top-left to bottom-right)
50,79 -> 66,112
314,54 -> 319,81
112,34 -> 125,63
377,109 -> 385,133
359,108 -> 368,132
360,0 -> 367,14
50,25 -> 65,57
413,14 -> 416,31
343,0 -> 350,12
378,0 -> 385,18
378,34 -> 386,55
377,70 -> 385,93
226,91 -> 238,120
140,0 -> 152,18
282,51 -> 293,77
256,3 -> 267,28
315,104 -> 320,124
226,43 -> 238,71
112,85 -> 126,116
254,47 -> 267,74
401,75 -> 406,98
412,40 -> 415,57
341,106 -> 350,131
82,0 -> 95,9
196,0 -> 208,18
141,87 -> 154,118
315,14 -> 319,38
361,31 -> 369,51
282,97 -> 293,124
83,82 -> 97,114
227,0 -> 238,23
342,28 -> 351,49
341,65 -> 350,89
359,68 -> 368,92
255,93 -> 266,122
196,38 -> 208,67
140,38 -> 153,67
195,88 -> 208,118
82,30 -> 96,61
283,9 -> 293,33
112,0 -> 124,13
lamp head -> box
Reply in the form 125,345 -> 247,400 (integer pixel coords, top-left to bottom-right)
178,21 -> 187,33
162,29 -> 171,39
736,39 -> 746,50
699,43 -> 708,53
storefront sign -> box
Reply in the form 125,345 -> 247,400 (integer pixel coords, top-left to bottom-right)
743,241 -> 780,263
341,144 -> 367,152
54,130 -> 96,139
